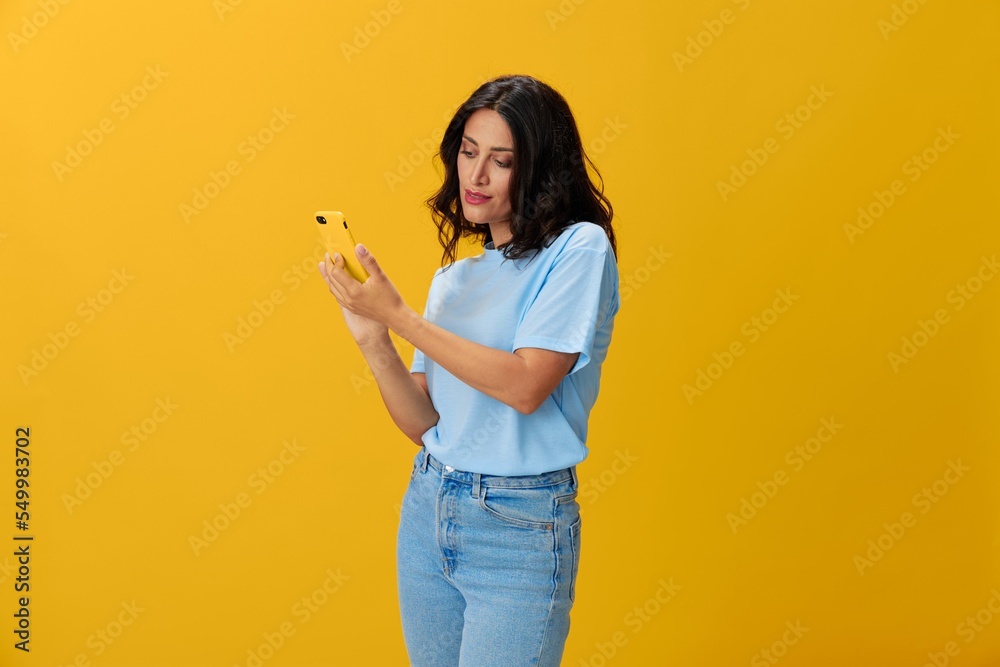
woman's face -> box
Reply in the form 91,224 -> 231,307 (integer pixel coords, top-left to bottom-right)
458,108 -> 514,228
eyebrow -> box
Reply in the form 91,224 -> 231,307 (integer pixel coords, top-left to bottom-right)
462,135 -> 513,153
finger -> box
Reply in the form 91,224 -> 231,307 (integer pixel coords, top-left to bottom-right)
355,244 -> 384,279
318,254 -> 348,300
327,252 -> 361,291
321,251 -> 344,271
329,278 -> 351,305
319,255 -> 337,289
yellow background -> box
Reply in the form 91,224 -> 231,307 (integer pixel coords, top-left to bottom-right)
2,0 -> 998,664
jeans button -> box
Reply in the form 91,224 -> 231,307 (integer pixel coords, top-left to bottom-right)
444,465 -> 454,472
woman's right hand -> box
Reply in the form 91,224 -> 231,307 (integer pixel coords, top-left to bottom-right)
338,303 -> 389,346
319,255 -> 388,346
319,253 -> 438,444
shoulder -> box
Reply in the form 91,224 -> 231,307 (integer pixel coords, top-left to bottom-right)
512,222 -> 618,287
427,252 -> 484,284
546,221 -> 614,256
531,223 -> 615,272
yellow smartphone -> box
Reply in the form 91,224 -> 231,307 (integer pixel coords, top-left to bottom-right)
315,211 -> 369,283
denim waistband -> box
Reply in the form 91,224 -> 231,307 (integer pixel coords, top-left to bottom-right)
419,448 -> 577,490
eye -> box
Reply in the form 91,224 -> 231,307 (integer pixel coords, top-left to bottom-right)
494,158 -> 512,169
460,149 -> 476,158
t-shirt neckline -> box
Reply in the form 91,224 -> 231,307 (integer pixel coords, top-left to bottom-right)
482,242 -> 505,261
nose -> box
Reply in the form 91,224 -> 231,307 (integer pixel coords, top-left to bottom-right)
470,156 -> 488,186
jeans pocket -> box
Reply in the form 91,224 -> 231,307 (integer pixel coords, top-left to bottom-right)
478,486 -> 556,530
409,449 -> 424,480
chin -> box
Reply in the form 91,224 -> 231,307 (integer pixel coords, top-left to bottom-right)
460,208 -> 488,225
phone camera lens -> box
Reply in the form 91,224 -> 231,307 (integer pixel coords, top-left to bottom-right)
316,216 -> 326,224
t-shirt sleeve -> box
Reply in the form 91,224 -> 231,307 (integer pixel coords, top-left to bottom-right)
410,347 -> 425,374
512,239 -> 619,375
409,268 -> 441,374
410,293 -> 430,374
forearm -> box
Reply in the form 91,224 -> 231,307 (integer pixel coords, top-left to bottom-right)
322,247 -> 573,415
357,333 -> 439,444
390,307 -> 538,414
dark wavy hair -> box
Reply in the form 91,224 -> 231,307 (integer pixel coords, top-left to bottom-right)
426,75 -> 616,265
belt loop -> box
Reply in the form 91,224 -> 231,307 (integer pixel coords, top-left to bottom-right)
420,448 -> 429,473
471,473 -> 482,499
570,465 -> 578,489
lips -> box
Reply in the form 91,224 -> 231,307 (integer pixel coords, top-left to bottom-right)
464,189 -> 491,205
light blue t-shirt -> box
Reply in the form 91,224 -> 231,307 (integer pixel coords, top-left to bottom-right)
410,221 -> 619,476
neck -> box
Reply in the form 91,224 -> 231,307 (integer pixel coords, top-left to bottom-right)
489,221 -> 512,249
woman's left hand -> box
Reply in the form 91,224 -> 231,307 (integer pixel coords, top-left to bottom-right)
320,244 -> 409,329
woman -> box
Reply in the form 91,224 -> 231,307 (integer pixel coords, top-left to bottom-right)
320,74 -> 619,666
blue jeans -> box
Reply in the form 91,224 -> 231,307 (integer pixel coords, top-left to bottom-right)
397,448 -> 581,666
